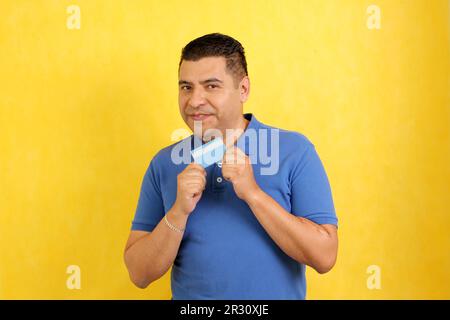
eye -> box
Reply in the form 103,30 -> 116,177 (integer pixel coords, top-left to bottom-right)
207,84 -> 218,89
180,85 -> 191,90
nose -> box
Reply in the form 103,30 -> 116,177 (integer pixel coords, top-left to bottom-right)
188,87 -> 206,109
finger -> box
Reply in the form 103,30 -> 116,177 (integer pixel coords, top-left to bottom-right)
222,168 -> 238,179
188,162 -> 205,170
186,183 -> 206,193
184,171 -> 207,184
222,162 -> 240,169
187,164 -> 207,176
222,173 -> 235,181
230,147 -> 247,160
225,146 -> 247,161
223,148 -> 238,164
222,168 -> 239,177
185,181 -> 205,189
223,153 -> 246,165
185,176 -> 206,187
224,146 -> 238,155
233,147 -> 247,158
185,169 -> 207,178
184,176 -> 206,184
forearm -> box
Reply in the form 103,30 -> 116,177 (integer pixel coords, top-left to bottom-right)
124,205 -> 188,288
245,189 -> 338,273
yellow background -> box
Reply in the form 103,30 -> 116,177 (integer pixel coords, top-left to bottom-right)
0,0 -> 448,299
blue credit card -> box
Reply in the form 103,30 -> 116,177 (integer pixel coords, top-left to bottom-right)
190,137 -> 225,168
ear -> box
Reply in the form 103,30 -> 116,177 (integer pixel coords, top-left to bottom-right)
239,76 -> 250,103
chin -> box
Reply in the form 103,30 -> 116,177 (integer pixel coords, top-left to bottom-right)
189,118 -> 216,131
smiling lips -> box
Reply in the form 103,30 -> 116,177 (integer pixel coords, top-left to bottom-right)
190,113 -> 212,121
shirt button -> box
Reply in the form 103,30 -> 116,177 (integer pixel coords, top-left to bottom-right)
217,162 -> 222,168
216,177 -> 223,183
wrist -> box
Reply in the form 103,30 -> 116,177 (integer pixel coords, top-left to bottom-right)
243,186 -> 265,206
169,204 -> 189,224
172,200 -> 191,217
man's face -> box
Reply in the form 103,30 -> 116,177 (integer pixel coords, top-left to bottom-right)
178,56 -> 248,139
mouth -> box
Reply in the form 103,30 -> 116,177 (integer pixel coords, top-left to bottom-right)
189,113 -> 212,121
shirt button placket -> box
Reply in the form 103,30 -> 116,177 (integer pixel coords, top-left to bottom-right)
212,162 -> 225,192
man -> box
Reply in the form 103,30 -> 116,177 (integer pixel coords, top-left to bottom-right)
124,33 -> 338,299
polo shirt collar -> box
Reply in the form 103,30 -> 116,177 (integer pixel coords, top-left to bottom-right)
235,113 -> 261,153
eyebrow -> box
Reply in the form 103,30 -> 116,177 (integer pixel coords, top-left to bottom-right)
178,78 -> 223,86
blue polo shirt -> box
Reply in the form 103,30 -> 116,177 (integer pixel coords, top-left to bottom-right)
131,113 -> 338,299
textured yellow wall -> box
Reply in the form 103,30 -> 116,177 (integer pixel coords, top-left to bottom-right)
0,0 -> 448,299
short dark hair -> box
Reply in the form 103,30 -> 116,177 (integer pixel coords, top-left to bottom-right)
179,33 -> 248,87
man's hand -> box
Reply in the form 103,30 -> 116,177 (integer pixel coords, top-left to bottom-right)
173,163 -> 207,216
222,146 -> 261,202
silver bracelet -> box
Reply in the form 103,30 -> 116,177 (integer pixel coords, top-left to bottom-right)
164,214 -> 185,233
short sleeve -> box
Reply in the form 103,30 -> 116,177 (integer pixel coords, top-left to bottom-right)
290,144 -> 338,226
131,157 -> 165,232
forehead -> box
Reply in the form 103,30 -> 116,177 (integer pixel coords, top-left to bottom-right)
179,56 -> 229,81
